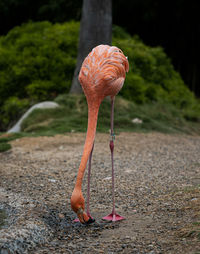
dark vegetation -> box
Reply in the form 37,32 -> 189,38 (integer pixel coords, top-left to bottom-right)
0,21 -> 78,130
113,0 -> 200,97
0,133 -> 22,152
0,0 -> 199,97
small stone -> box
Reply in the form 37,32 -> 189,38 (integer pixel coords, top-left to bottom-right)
191,197 -> 198,201
48,179 -> 57,183
58,213 -> 65,219
131,118 -> 143,124
103,177 -> 112,180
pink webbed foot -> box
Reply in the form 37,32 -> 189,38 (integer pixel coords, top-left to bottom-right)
73,217 -> 80,222
102,212 -> 125,222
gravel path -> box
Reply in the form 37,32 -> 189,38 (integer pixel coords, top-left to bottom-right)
0,132 -> 200,253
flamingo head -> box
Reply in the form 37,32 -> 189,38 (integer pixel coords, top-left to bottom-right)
71,189 -> 94,224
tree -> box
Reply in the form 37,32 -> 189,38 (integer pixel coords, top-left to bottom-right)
70,0 -> 112,93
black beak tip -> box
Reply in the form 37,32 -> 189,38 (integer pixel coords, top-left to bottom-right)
85,217 -> 95,225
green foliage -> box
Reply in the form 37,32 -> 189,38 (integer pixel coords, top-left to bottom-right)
0,21 -> 78,130
0,21 -> 199,131
0,142 -> 11,152
26,80 -> 64,101
0,133 -> 24,153
113,36 -> 199,110
112,25 -> 131,40
2,97 -> 29,127
0,133 -> 23,143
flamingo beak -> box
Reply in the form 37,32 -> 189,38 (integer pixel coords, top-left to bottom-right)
77,208 -> 95,224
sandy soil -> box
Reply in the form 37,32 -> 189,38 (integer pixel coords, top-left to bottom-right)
0,132 -> 200,253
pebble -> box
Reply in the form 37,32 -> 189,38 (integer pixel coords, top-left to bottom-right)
0,132 -> 200,254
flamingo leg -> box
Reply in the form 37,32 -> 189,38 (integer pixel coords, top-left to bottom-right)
73,144 -> 94,222
102,98 -> 125,222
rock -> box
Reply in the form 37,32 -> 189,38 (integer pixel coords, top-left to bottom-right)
131,118 -> 143,124
58,214 -> 65,219
7,101 -> 59,133
48,179 -> 57,183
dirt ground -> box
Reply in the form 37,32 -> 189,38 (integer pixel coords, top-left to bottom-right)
0,132 -> 200,254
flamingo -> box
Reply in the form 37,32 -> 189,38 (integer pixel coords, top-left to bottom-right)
71,45 -> 129,224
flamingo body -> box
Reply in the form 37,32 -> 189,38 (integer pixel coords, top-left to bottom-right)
71,45 -> 129,224
79,45 -> 129,100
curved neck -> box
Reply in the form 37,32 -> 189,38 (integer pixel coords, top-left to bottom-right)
75,99 -> 101,189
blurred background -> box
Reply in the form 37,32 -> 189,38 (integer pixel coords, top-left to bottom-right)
0,0 -> 199,137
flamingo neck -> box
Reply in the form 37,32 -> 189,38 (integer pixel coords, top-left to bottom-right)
75,99 -> 101,189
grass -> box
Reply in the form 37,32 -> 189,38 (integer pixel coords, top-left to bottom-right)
0,133 -> 26,153
20,94 -> 200,136
1,94 -> 200,153
0,142 -> 12,152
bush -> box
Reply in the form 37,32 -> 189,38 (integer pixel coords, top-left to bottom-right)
26,80 -> 66,101
113,36 -> 198,109
0,21 -> 199,131
0,21 -> 78,130
1,97 -> 29,128
0,142 -> 11,152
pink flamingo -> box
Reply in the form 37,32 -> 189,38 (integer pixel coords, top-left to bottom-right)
71,45 -> 129,224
